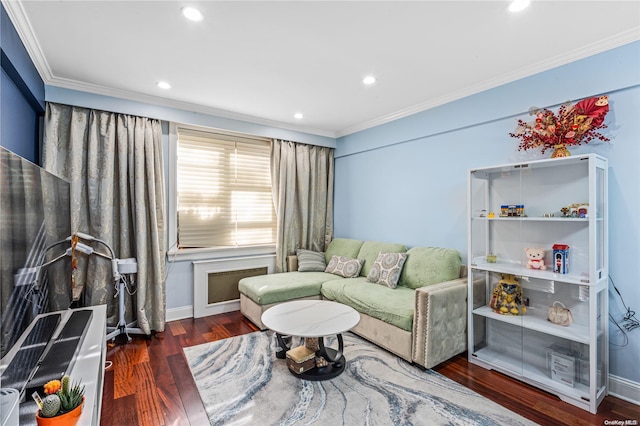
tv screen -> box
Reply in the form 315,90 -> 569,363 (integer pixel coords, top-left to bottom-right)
0,147 -> 72,359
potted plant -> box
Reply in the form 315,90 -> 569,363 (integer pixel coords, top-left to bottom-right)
34,375 -> 85,426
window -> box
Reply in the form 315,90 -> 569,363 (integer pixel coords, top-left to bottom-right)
174,126 -> 276,250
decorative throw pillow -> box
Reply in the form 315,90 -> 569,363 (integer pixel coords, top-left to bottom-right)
296,249 -> 326,272
366,252 -> 408,288
324,255 -> 364,278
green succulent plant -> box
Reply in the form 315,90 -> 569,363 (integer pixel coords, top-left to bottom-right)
58,375 -> 85,412
38,374 -> 85,418
61,374 -> 70,394
40,394 -> 61,418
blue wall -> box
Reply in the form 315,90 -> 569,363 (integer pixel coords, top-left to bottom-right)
0,4 -> 44,162
334,41 -> 640,384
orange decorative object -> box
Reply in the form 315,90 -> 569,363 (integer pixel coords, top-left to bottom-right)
43,380 -> 61,395
35,397 -> 84,426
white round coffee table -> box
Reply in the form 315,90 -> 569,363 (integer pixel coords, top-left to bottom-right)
261,300 -> 360,380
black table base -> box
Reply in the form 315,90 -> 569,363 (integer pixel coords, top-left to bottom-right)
276,333 -> 346,381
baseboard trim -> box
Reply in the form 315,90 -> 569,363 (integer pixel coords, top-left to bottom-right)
166,305 -> 193,322
609,374 -> 640,406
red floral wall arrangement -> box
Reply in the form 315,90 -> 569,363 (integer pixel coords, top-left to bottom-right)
510,95 -> 610,155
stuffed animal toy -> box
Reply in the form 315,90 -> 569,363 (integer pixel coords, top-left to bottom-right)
500,292 -> 521,315
525,247 -> 546,270
490,274 -> 526,315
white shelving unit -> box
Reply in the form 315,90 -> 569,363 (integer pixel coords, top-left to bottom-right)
467,154 -> 608,414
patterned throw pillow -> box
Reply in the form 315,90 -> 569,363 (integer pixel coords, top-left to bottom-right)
296,249 -> 326,272
366,252 -> 408,288
324,255 -> 364,278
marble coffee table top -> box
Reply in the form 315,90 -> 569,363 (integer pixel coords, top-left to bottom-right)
261,300 -> 360,337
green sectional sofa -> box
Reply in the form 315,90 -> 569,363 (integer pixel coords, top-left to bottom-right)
239,238 -> 468,369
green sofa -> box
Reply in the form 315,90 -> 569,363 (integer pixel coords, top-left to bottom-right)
239,238 -> 468,369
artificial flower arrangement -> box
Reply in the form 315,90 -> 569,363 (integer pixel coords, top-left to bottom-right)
34,375 -> 85,423
509,95 -> 610,154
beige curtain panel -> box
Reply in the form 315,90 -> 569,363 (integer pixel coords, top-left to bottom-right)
271,139 -> 334,272
43,102 -> 166,333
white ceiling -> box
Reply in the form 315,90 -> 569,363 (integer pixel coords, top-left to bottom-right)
4,1 -> 640,138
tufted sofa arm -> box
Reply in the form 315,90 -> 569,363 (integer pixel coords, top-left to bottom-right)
412,277 -> 468,369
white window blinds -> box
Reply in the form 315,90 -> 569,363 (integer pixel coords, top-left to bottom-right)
176,128 -> 276,248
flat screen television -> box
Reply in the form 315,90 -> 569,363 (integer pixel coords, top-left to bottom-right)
0,146 -> 72,359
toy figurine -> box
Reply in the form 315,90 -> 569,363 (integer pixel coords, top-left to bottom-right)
500,204 -> 525,217
490,274 -> 526,315
525,247 -> 546,270
565,203 -> 589,218
552,244 -> 570,274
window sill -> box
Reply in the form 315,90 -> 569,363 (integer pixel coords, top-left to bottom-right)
166,245 -> 276,263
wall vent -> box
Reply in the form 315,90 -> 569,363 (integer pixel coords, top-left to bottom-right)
207,267 -> 266,304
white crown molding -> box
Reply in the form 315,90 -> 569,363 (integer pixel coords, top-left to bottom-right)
336,28 -> 640,138
3,0 -> 335,138
1,0 -> 53,81
5,0 -> 638,140
46,76 -> 337,138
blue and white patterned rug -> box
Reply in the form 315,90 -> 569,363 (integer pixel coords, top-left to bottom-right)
184,332 -> 537,426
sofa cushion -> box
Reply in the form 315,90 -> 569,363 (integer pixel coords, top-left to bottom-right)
238,272 -> 343,305
357,241 -> 408,277
321,278 -> 415,332
324,238 -> 364,264
398,247 -> 462,289
324,255 -> 364,278
366,252 -> 408,288
296,249 -> 326,272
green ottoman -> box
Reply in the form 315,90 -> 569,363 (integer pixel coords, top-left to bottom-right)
238,271 -> 343,329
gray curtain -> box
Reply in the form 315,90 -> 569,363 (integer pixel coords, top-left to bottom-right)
43,102 -> 166,333
271,139 -> 334,272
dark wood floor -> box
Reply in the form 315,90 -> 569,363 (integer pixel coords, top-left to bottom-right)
101,311 -> 639,425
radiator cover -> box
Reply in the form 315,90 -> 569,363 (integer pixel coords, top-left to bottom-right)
193,255 -> 275,318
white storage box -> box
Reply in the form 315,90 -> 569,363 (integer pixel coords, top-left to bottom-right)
0,388 -> 19,426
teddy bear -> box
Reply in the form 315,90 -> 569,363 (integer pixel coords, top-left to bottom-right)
525,247 -> 546,270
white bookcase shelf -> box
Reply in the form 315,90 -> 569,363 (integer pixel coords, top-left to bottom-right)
470,258 -> 592,285
467,154 -> 608,414
472,306 -> 591,344
471,346 -> 600,402
472,216 -> 592,222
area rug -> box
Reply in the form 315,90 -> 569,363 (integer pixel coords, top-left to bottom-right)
184,332 -> 537,426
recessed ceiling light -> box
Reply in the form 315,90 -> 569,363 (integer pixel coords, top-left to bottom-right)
156,81 -> 171,89
182,6 -> 204,22
508,0 -> 530,12
294,113 -> 303,119
363,76 -> 376,85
